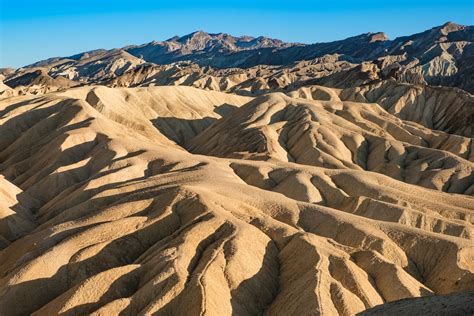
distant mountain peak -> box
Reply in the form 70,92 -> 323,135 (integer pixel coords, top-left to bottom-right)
238,35 -> 256,42
343,32 -> 388,43
166,35 -> 180,42
178,30 -> 211,41
369,32 -> 389,43
439,21 -> 464,33
441,21 -> 462,28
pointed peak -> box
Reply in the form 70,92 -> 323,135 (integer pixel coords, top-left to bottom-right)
346,32 -> 388,43
176,30 -> 212,43
191,30 -> 208,35
369,32 -> 389,42
438,21 -> 464,33
237,35 -> 256,42
188,30 -> 210,37
166,35 -> 180,42
441,21 -> 462,28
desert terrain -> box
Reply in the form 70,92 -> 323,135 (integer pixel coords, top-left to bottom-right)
0,22 -> 473,315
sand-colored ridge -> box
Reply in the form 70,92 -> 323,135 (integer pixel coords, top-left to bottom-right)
59,85 -> 251,146
189,92 -> 474,194
339,80 -> 474,137
0,84 -> 472,315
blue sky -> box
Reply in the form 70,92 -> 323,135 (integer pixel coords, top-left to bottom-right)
1,0 -> 473,68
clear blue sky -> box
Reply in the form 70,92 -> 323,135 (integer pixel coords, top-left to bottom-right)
1,0 -> 473,68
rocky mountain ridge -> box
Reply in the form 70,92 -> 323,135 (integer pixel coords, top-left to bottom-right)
3,22 -> 473,93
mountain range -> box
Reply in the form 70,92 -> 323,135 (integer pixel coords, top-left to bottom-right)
1,22 -> 473,93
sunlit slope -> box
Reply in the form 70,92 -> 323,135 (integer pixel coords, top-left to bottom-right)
189,93 -> 474,194
0,87 -> 472,315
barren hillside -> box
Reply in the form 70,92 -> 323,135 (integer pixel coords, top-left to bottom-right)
0,84 -> 472,315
